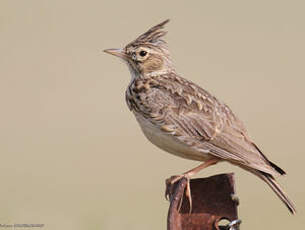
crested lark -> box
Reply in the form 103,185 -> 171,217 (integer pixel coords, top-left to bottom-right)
104,20 -> 296,214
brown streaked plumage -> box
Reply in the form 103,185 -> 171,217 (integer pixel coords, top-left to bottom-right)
104,19 -> 296,214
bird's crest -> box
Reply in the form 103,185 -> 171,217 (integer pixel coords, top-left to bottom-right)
127,19 -> 170,48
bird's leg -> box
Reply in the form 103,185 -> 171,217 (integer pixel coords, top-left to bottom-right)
165,158 -> 219,213
166,158 -> 219,186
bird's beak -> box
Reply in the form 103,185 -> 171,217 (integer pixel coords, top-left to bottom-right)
103,48 -> 128,60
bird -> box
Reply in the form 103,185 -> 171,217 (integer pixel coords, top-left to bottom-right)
104,19 -> 296,214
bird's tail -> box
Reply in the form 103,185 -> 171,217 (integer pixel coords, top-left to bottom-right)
255,171 -> 296,214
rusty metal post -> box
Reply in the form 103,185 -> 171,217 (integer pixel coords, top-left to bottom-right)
166,173 -> 241,230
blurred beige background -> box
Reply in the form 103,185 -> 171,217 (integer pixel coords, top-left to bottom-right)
1,0 -> 304,229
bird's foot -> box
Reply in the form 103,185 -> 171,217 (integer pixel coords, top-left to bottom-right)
165,174 -> 192,213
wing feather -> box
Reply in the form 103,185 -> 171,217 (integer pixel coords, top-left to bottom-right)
130,73 -> 278,176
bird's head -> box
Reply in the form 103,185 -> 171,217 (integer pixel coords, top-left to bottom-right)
104,19 -> 173,78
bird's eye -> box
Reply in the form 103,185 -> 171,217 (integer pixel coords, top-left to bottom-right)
139,50 -> 147,57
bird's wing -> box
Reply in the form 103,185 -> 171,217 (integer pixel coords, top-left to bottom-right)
133,74 -> 277,176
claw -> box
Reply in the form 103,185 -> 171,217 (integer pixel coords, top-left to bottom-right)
165,174 -> 193,214
165,176 -> 181,201
164,160 -> 219,214
185,178 -> 192,213
165,184 -> 170,201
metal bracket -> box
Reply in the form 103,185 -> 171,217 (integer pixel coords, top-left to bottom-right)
167,173 -> 241,230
